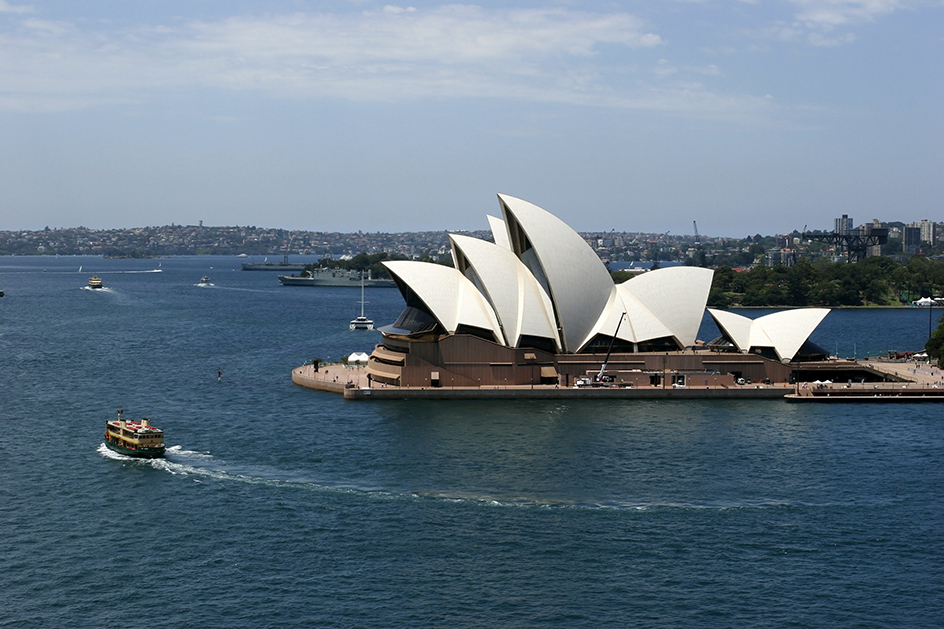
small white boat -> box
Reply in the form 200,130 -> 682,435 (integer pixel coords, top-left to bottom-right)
350,315 -> 374,330
350,274 -> 374,330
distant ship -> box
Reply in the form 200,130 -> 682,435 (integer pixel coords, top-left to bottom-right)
88,276 -> 103,289
241,255 -> 307,272
104,410 -> 165,458
199,276 -> 211,285
279,268 -> 396,288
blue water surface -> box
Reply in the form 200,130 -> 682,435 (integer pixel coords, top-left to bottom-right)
1,256 -> 942,628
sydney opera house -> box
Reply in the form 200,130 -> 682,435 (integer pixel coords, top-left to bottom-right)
365,195 -> 831,389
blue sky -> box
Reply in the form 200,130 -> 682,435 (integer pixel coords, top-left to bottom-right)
1,0 -> 941,236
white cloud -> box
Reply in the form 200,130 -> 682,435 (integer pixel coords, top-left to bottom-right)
382,5 -> 417,15
690,63 -> 722,75
653,58 -> 678,76
0,5 -> 821,123
653,59 -> 722,80
747,0 -> 924,47
758,23 -> 806,42
789,0 -> 906,28
0,6 -> 681,111
808,31 -> 858,45
0,0 -> 31,14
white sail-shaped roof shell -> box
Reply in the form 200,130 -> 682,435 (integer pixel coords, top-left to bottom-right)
450,234 -> 561,351
487,215 -> 511,250
383,260 -> 503,342
498,194 -> 615,353
707,308 -> 755,352
585,267 -> 713,348
708,308 -> 830,361
586,285 -> 673,347
754,308 -> 830,361
620,267 -> 714,347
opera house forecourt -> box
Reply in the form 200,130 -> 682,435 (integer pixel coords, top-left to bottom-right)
294,194 -> 912,399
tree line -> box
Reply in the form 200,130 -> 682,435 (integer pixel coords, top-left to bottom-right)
315,252 -> 944,308
707,256 -> 944,308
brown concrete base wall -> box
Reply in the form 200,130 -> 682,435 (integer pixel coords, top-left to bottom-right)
343,385 -> 791,400
368,335 -> 894,391
612,372 -> 652,387
401,344 -> 546,388
676,373 -> 738,388
553,350 -> 791,387
292,365 -> 349,394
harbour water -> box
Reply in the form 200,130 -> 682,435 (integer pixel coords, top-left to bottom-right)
1,256 -> 942,627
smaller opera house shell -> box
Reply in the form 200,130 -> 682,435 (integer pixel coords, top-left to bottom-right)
366,195 -> 826,388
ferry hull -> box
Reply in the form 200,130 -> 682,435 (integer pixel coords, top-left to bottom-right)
104,439 -> 165,459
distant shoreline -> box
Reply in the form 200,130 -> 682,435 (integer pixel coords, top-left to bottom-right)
0,254 -> 935,311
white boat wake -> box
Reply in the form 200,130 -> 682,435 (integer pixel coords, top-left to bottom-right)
99,444 -> 806,511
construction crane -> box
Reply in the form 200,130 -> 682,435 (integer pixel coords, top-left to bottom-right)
597,312 -> 627,382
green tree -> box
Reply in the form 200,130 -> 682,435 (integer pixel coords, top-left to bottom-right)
809,280 -> 841,306
740,285 -> 767,306
765,284 -> 788,306
863,279 -> 888,304
786,273 -> 809,306
707,286 -> 731,308
926,313 -> 944,367
712,266 -> 735,291
730,272 -> 750,294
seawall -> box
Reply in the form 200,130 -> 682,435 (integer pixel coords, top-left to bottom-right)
293,360 -> 944,402
292,364 -> 789,400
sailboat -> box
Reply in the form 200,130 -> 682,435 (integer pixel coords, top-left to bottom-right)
350,272 -> 374,330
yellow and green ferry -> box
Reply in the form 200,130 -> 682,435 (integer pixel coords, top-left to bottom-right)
104,410 -> 165,458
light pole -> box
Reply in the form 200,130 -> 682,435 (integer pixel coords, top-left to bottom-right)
930,298 -> 934,342
918,296 -> 935,342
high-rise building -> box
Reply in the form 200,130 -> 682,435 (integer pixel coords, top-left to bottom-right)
834,215 -> 853,235
866,219 -> 884,257
765,248 -> 796,267
912,219 -> 935,245
904,226 -> 921,254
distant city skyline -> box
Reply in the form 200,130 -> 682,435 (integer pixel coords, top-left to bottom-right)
3,214 -> 939,261
2,214 -> 940,241
1,1 -> 941,235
